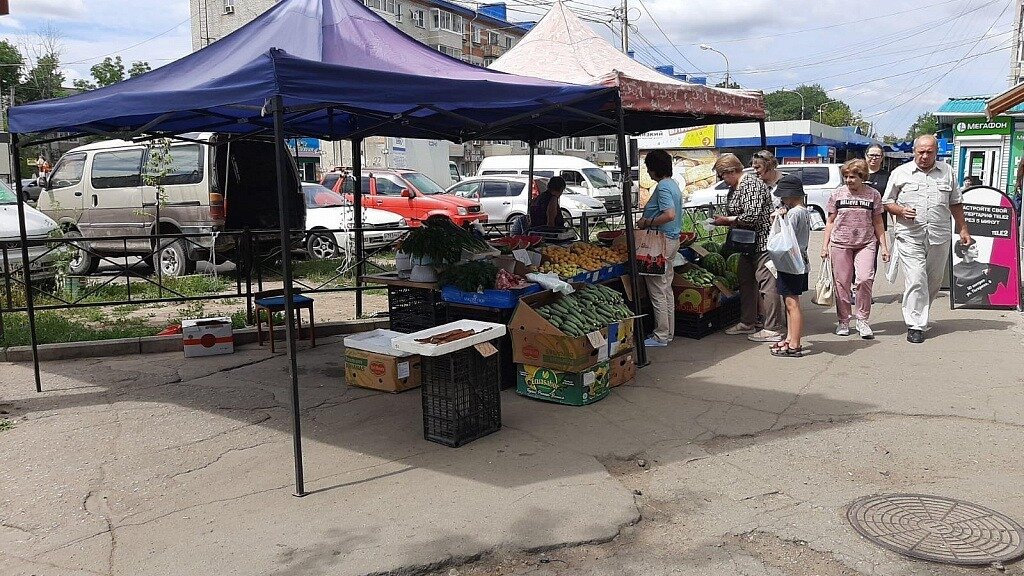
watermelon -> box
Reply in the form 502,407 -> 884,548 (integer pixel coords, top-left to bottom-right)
702,253 -> 726,276
726,253 -> 742,276
700,240 -> 722,255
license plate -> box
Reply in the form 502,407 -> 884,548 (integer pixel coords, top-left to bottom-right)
383,232 -> 400,242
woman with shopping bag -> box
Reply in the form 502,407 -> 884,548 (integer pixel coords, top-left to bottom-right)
636,150 -> 682,348
766,175 -> 811,357
820,159 -> 890,339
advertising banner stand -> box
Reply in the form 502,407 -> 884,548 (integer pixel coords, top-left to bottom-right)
949,186 -> 1022,311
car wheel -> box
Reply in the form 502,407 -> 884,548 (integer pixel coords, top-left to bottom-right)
157,239 -> 197,277
64,231 -> 99,276
306,231 -> 339,260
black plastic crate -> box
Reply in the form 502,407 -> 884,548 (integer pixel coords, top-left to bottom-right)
445,303 -> 515,390
421,348 -> 502,447
388,285 -> 446,334
675,296 -> 742,340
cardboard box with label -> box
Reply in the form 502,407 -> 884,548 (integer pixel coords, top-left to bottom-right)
182,317 -> 234,357
508,290 -> 635,373
344,329 -> 421,393
516,361 -> 610,405
609,350 -> 637,388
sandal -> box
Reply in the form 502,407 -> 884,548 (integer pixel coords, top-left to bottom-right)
769,340 -> 790,351
770,344 -> 803,358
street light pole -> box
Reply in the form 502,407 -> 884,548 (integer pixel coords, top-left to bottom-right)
780,88 -> 805,120
699,44 -> 730,87
818,100 -> 840,123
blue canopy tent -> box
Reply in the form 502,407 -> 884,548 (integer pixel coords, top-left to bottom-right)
6,0 -> 638,497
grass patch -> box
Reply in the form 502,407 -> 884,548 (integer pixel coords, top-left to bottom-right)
0,311 -> 158,347
0,419 -> 13,432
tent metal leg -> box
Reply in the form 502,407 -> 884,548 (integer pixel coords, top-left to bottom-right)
353,138 -> 364,318
527,140 -> 536,221
12,134 -> 42,392
271,96 -> 306,497
759,120 -> 767,149
615,97 -> 647,368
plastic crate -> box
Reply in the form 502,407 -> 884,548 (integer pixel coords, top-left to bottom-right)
675,295 -> 742,340
421,348 -> 502,447
445,303 -> 516,390
440,283 -> 541,309
388,285 -> 446,334
715,295 -> 742,329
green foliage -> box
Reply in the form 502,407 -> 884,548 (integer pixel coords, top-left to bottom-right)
90,56 -> 125,87
0,419 -> 13,433
230,310 -> 249,329
0,311 -> 157,347
438,260 -> 498,291
0,40 -> 23,106
18,53 -> 65,103
906,112 -> 938,141
127,61 -> 151,78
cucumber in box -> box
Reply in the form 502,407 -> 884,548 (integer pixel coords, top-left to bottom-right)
516,361 -> 610,406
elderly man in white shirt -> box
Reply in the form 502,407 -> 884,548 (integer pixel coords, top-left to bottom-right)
882,135 -> 971,344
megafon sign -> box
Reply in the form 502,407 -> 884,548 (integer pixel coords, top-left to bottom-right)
954,117 -> 1012,136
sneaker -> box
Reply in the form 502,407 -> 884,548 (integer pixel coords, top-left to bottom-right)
835,322 -> 851,336
856,319 -> 874,340
644,337 -> 668,348
724,322 -> 757,335
747,329 -> 783,342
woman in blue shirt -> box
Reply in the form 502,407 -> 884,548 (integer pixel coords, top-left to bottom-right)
636,149 -> 682,347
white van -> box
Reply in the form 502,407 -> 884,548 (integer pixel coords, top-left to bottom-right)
776,163 -> 843,221
476,155 -> 629,213
38,133 -> 303,277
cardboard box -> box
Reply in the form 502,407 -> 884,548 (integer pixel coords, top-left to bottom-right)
508,289 -> 635,372
673,264 -> 731,314
516,361 -> 610,405
182,317 -> 234,357
609,350 -> 637,388
344,329 -> 421,393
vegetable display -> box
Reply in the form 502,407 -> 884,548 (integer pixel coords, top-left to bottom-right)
538,242 -> 627,278
400,215 -> 491,265
699,240 -> 722,255
438,260 -> 499,292
678,266 -> 717,288
532,284 -> 632,337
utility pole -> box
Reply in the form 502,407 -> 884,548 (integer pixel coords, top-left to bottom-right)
620,0 -> 629,54
1012,0 -> 1024,86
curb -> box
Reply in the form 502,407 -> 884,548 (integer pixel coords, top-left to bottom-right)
1,318 -> 390,362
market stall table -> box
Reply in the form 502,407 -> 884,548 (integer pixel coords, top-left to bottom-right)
361,273 -> 445,334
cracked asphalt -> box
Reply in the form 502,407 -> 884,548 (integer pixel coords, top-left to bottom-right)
2,239 -> 1024,576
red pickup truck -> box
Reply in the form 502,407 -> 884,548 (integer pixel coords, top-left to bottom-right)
320,169 -> 487,227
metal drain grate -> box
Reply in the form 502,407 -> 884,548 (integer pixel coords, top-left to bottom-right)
848,494 -> 1024,565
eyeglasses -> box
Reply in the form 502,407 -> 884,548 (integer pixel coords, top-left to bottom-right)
716,169 -> 736,178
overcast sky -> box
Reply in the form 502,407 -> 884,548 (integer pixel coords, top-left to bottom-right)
0,0 -> 1015,138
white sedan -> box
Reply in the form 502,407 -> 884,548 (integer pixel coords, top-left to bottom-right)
302,183 -> 406,259
1,180 -> 61,281
446,175 -> 607,230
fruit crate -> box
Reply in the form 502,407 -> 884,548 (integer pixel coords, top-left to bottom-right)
388,285 -> 446,334
421,348 -> 502,447
445,303 -> 516,390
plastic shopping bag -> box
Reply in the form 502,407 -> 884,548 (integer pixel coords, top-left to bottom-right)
885,238 -> 900,284
766,216 -> 806,275
634,229 -> 669,275
812,258 -> 834,307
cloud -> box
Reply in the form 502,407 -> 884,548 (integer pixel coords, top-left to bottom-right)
9,0 -> 86,19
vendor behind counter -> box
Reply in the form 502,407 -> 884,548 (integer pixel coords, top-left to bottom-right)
527,176 -> 567,231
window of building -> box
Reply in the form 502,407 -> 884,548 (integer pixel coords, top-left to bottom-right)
223,0 -> 235,14
411,9 -> 425,27
483,57 -> 495,66
472,26 -> 482,44
436,44 -> 463,59
505,36 -> 513,49
432,9 -> 463,34
489,31 -> 499,45
597,137 -> 616,152
563,137 -> 586,151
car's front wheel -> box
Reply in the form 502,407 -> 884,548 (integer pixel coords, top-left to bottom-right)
306,231 -> 339,260
64,230 -> 99,276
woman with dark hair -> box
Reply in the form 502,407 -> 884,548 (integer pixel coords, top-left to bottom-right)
637,150 -> 682,347
528,176 -> 566,230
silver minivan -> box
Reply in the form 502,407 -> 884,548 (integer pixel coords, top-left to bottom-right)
39,133 -> 302,276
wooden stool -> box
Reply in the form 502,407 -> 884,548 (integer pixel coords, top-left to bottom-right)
254,289 -> 315,352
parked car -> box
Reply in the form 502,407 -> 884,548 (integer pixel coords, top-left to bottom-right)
302,183 -> 406,259
20,178 -> 44,202
0,179 -> 60,282
319,168 -> 486,228
684,168 -> 754,208
776,163 -> 843,222
36,133 -> 304,277
477,155 -> 633,213
446,175 -> 607,230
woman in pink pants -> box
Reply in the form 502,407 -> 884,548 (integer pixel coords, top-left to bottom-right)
820,159 -> 891,339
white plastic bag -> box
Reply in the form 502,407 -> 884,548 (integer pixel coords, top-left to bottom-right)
885,238 -> 900,283
766,216 -> 806,275
526,272 -> 574,294
812,259 -> 834,307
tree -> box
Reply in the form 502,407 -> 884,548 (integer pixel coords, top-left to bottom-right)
905,112 -> 938,141
764,84 -> 864,128
881,134 -> 901,144
90,56 -> 125,87
715,80 -> 741,89
0,40 -> 23,96
17,25 -> 66,104
127,61 -> 151,78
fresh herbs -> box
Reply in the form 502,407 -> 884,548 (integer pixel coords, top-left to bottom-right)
438,260 -> 499,292
400,215 -> 490,265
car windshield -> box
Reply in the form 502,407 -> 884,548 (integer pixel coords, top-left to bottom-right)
402,172 -> 446,195
582,168 -> 615,188
302,184 -> 349,208
0,181 -> 17,204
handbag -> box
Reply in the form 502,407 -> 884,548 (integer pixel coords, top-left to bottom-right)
634,228 -> 669,275
723,227 -> 757,256
766,216 -> 806,275
812,258 -> 835,307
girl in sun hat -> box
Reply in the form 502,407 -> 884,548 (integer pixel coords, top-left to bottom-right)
769,174 -> 811,357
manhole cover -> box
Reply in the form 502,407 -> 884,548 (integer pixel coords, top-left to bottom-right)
848,494 -> 1024,565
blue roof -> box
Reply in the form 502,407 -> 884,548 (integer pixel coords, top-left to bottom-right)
936,96 -> 1024,115
8,0 -> 615,140
718,131 -> 874,150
